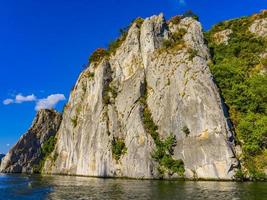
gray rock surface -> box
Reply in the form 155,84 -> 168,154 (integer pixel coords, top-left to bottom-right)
43,14 -> 238,179
249,18 -> 267,37
0,109 -> 62,173
213,29 -> 233,45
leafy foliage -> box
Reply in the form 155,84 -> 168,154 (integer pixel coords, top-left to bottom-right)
168,15 -> 182,25
112,137 -> 127,161
41,136 -> 57,157
140,81 -> 185,177
187,48 -> 198,60
151,133 -> 185,176
162,28 -> 187,50
206,14 -> 267,178
89,48 -> 109,64
71,116 -> 78,128
183,10 -> 199,21
234,168 -> 245,181
33,135 -> 57,173
87,72 -> 95,79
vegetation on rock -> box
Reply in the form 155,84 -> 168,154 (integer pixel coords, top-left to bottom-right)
112,137 -> 127,161
140,80 -> 185,177
162,28 -> 187,50
183,10 -> 199,21
182,126 -> 190,137
168,10 -> 199,25
33,135 -> 57,173
89,17 -> 144,64
89,48 -> 109,64
205,12 -> 267,180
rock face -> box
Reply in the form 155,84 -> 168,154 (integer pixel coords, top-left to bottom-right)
43,14 -> 238,179
0,109 -> 62,173
212,29 -> 233,45
249,18 -> 267,37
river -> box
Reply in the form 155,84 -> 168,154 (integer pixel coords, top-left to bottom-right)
0,174 -> 266,200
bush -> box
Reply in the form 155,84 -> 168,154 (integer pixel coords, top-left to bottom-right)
151,133 -> 185,176
188,48 -> 198,60
140,82 -> 185,176
169,15 -> 182,25
88,72 -> 95,79
34,135 -> 57,173
108,36 -> 126,55
89,48 -> 109,64
112,138 -> 127,161
261,57 -> 267,67
71,116 -> 78,128
162,28 -> 187,50
206,14 -> 267,178
234,168 -> 245,181
133,17 -> 144,28
41,136 -> 57,157
237,113 -> 267,156
182,126 -> 190,137
183,10 -> 199,21
162,39 -> 173,49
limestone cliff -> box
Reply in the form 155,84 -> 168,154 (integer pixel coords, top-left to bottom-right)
0,109 -> 62,173
43,14 -> 238,179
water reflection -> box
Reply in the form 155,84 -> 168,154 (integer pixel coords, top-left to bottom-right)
0,174 -> 266,200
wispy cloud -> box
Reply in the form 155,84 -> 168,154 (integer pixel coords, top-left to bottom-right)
178,0 -> 186,6
3,94 -> 36,105
3,93 -> 66,111
35,94 -> 66,111
3,99 -> 14,105
15,94 -> 37,103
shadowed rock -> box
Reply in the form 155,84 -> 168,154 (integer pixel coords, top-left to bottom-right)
0,109 -> 62,173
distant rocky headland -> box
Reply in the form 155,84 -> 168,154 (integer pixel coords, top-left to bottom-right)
1,10 -> 266,181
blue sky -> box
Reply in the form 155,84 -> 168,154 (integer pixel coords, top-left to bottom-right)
0,0 -> 266,153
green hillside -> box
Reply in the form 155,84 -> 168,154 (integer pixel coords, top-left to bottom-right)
205,10 -> 267,180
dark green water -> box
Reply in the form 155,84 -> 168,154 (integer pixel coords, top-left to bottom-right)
0,174 -> 266,200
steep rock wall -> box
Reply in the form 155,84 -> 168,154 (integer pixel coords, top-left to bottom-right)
0,109 -> 62,173
43,14 -> 238,179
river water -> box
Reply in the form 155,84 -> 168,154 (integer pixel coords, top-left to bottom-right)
0,174 -> 266,200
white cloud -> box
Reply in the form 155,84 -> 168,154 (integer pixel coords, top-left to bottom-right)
3,93 -> 66,111
15,94 -> 37,103
6,144 -> 10,147
3,94 -> 36,105
35,94 -> 66,111
3,99 -> 14,105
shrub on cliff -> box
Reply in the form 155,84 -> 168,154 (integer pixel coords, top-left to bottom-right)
206,15 -> 267,178
89,48 -> 109,64
140,81 -> 185,177
33,135 -> 57,173
41,136 -> 57,157
183,10 -> 199,21
112,137 -> 127,161
162,28 -> 187,50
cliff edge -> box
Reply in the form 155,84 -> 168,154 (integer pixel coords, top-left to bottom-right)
0,109 -> 62,173
42,14 -> 238,179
